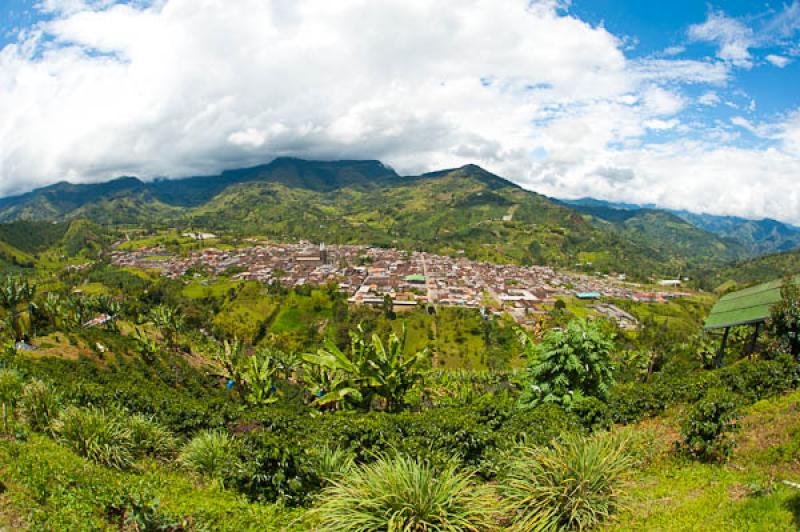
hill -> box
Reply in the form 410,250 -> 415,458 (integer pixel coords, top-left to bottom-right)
557,201 -> 747,271
705,248 -> 800,290
0,158 -> 751,279
561,197 -> 800,256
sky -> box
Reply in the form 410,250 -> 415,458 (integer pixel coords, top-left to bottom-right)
1,1 -> 799,224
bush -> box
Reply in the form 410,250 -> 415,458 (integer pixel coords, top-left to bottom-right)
0,368 -> 23,431
52,406 -> 134,469
570,395 -> 612,431
19,379 -> 61,432
308,454 -> 500,531
179,430 -> 243,485
0,368 -> 23,407
127,413 -> 175,459
502,432 -> 634,531
518,319 -> 615,407
680,387 -> 740,463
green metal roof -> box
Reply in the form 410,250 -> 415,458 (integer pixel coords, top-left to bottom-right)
576,292 -> 601,299
704,275 -> 800,330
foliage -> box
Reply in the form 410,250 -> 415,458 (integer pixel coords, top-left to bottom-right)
19,378 -> 60,432
767,278 -> 800,357
127,413 -> 175,459
308,454 -> 500,531
502,431 -> 635,531
0,275 -> 36,340
179,430 -> 243,485
680,388 -> 740,463
52,406 -> 135,469
148,303 -> 185,348
518,319 -> 615,407
303,325 -> 428,411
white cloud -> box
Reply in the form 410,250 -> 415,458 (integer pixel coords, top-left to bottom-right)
697,91 -> 721,106
688,10 -> 754,68
0,0 -> 799,224
765,54 -> 792,68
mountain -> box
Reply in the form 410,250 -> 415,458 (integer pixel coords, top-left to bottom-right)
0,158 -> 750,279
560,197 -> 800,256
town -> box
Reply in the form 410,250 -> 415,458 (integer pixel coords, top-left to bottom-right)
110,240 -> 687,326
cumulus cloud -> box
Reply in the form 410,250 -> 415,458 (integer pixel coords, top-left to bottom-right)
0,0 -> 799,224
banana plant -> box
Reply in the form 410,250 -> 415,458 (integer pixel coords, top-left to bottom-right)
302,325 -> 428,412
241,354 -> 280,406
0,276 -> 36,342
149,304 -> 184,349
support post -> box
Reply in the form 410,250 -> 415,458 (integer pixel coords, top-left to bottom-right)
746,322 -> 761,356
714,327 -> 730,368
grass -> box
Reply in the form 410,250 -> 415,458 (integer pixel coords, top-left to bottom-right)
604,390 -> 800,531
0,435 -> 301,531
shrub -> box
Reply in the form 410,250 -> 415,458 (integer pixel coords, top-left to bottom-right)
767,279 -> 800,357
127,413 -> 175,458
309,454 -> 500,531
569,395 -> 612,431
518,319 -> 615,407
0,368 -> 23,407
19,379 -> 60,432
179,430 -> 243,485
52,406 -> 134,469
680,387 -> 740,463
0,368 -> 23,431
502,432 -> 634,531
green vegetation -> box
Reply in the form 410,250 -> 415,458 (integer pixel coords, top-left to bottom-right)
2,195 -> 800,529
308,454 -> 499,531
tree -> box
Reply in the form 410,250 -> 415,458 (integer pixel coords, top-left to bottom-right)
768,279 -> 800,358
518,318 -> 615,407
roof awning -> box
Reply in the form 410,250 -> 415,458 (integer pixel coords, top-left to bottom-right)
704,275 -> 800,330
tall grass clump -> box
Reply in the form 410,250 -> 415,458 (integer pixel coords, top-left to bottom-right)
179,430 -> 243,484
18,379 -> 60,432
502,432 -> 634,531
52,406 -> 134,469
308,446 -> 355,485
309,454 -> 499,531
127,413 -> 175,459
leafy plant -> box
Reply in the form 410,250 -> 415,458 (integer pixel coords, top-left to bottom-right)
149,304 -> 185,349
518,318 -> 615,407
0,275 -> 36,341
52,406 -> 134,469
19,378 -> 60,432
303,325 -> 428,411
502,432 -> 634,531
680,387 -> 740,463
0,368 -> 23,432
308,454 -> 499,531
768,278 -> 800,357
179,430 -> 243,485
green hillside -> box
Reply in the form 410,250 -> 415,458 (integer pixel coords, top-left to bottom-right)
0,159 -> 754,279
705,248 -> 800,291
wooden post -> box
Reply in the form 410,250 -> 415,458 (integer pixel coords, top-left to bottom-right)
714,327 -> 730,368
746,322 -> 761,356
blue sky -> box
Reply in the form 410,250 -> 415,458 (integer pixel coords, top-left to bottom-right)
0,0 -> 799,223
